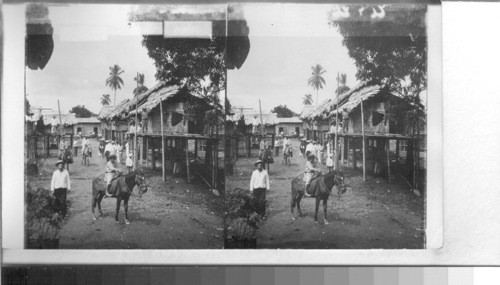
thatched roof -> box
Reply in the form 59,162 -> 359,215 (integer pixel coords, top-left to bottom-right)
301,83 -> 390,121
27,109 -> 77,126
75,117 -> 100,124
99,82 -> 208,122
98,105 -> 116,120
98,82 -> 171,121
299,105 -> 317,120
276,116 -> 302,124
129,85 -> 185,114
228,109 -> 278,126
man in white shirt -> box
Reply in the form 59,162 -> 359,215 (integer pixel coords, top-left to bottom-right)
249,160 -> 270,218
305,140 -> 315,158
51,160 -> 71,217
104,140 -> 113,162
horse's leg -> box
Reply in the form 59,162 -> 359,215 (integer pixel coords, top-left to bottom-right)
92,192 -> 97,220
297,192 -> 303,217
291,190 -> 296,220
124,197 -> 130,225
115,197 -> 121,223
97,193 -> 104,218
314,197 -> 320,223
323,198 -> 329,225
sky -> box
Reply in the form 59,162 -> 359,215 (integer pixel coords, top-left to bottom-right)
227,4 -> 359,115
26,3 -> 360,116
26,4 -> 158,114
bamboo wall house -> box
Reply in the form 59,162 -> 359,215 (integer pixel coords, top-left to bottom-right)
25,110 -> 77,159
227,109 -> 278,159
301,83 -> 426,189
99,82 -> 223,190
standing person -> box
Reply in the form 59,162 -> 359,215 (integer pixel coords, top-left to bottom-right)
249,160 -> 270,218
105,154 -> 121,197
299,139 -> 306,157
125,152 -> 133,173
326,140 -> 334,173
305,140 -> 315,158
58,138 -> 67,159
98,139 -> 105,158
274,136 -> 282,156
259,139 -> 266,158
116,142 -> 123,164
104,140 -> 112,162
50,160 -> 71,217
73,136 -> 81,157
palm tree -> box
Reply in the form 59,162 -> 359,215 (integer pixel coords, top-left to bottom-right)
302,94 -> 313,105
100,94 -> 111,105
307,64 -> 326,105
133,73 -> 148,97
335,73 -> 350,95
105,64 -> 124,106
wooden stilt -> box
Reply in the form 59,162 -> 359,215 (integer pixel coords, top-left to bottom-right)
186,139 -> 191,184
151,139 -> 156,170
146,137 -> 149,167
194,139 -> 198,159
387,139 -> 391,183
360,99 -> 366,181
353,139 -> 357,170
396,139 -> 400,164
160,99 -> 165,181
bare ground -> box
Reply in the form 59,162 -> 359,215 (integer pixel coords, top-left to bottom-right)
27,140 -> 223,249
226,139 -> 425,249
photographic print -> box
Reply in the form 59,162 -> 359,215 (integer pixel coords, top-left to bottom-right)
224,4 -> 428,249
24,4 -> 230,249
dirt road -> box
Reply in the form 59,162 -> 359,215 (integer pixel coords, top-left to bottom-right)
226,138 -> 425,249
27,140 -> 223,249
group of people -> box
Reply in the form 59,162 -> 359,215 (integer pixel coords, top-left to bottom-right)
300,139 -> 337,172
58,136 -> 92,162
99,138 -> 134,171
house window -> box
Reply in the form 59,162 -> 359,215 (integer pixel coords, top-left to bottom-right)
279,127 -> 284,134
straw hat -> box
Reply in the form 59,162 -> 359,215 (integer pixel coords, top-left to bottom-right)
109,154 -> 117,160
55,160 -> 65,167
254,160 -> 263,166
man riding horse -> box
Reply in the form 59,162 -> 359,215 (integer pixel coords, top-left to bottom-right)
105,154 -> 122,197
303,153 -> 321,197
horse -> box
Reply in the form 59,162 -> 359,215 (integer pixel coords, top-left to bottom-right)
81,145 -> 91,166
290,171 -> 346,224
259,148 -> 274,172
91,171 -> 148,224
282,145 -> 292,165
60,148 -> 73,171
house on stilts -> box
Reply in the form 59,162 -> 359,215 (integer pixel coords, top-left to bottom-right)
99,82 -> 224,191
301,82 -> 426,190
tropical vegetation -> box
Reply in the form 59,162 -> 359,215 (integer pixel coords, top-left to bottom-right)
105,64 -> 124,106
307,64 -> 326,105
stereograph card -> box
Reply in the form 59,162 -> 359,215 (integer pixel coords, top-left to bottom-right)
2,0 -> 444,265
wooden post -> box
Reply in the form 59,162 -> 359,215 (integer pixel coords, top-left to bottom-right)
186,139 -> 191,184
396,139 -> 400,162
151,138 -> 156,170
387,139 -> 391,183
194,139 -> 198,159
360,99 -> 366,181
259,99 -> 264,135
352,139 -> 357,170
146,137 -> 149,167
160,99 -> 166,181
346,137 -> 350,167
